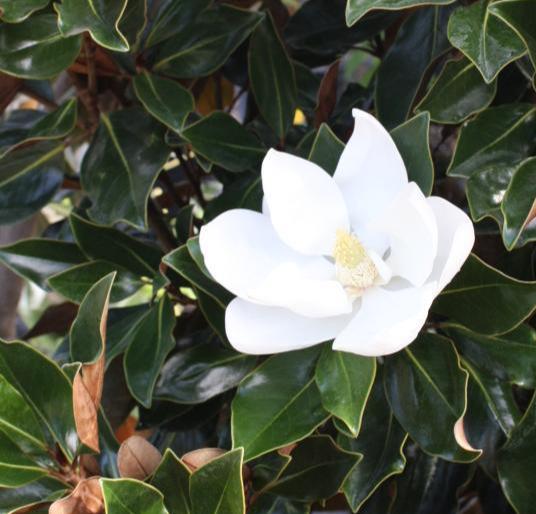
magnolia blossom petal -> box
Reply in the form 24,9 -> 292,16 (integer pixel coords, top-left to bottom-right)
428,196 -> 475,291
199,209 -> 299,299
334,109 -> 408,229
226,298 -> 354,354
262,149 -> 349,255
332,282 -> 437,357
251,261 -> 353,318
374,182 -> 438,287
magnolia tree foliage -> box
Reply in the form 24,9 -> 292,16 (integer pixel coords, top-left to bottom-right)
0,0 -> 535,513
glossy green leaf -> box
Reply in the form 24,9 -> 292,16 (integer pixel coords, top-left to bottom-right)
340,380 -> 407,512
449,324 -> 536,389
501,156 -> 536,249
447,0 -> 526,83
267,435 -> 359,502
315,346 -> 375,437
346,0 -> 455,26
151,449 -> 191,514
249,13 -> 297,139
70,272 -> 114,364
0,14 -> 81,79
182,112 -> 264,173
133,72 -> 194,133
232,346 -> 328,462
0,0 -> 49,22
54,0 -> 129,52
70,213 -> 162,277
0,339 -> 77,461
143,0 -> 211,48
81,108 -> 169,230
48,260 -> 141,304
0,100 -> 77,158
447,103 -> 536,177
307,123 -> 344,176
124,295 -> 175,408
384,333 -> 480,462
249,495 -> 309,514
153,5 -> 263,78
118,0 -> 147,50
416,58 -> 497,124
190,448 -> 244,514
497,393 -> 536,514
0,431 -> 46,487
391,112 -> 434,195
101,478 -> 168,514
155,343 -> 255,404
432,254 -> 536,334
375,7 -> 452,128
0,238 -> 85,289
490,0 -> 536,69
0,477 -> 66,514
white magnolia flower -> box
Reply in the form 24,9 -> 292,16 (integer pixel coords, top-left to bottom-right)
199,109 -> 474,357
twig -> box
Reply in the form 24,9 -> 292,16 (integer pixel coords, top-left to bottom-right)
148,200 -> 176,252
181,156 -> 206,208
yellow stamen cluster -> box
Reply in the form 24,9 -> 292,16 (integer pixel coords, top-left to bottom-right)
333,229 -> 378,294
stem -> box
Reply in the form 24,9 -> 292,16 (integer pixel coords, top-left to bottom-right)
148,199 -> 176,252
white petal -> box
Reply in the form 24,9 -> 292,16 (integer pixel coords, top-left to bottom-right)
199,209 -> 298,299
226,298 -> 353,354
334,109 -> 408,229
250,261 -> 353,318
333,282 -> 437,357
427,196 -> 475,292
262,149 -> 349,255
374,182 -> 438,287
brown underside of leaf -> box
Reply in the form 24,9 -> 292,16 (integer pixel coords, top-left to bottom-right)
49,477 -> 104,514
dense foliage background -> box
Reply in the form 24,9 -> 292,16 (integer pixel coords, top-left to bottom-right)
0,0 -> 535,512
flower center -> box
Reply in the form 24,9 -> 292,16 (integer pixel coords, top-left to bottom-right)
333,229 -> 378,295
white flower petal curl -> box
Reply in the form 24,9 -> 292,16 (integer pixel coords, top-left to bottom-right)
334,109 -> 408,230
332,282 -> 438,357
374,182 -> 438,287
225,298 -> 354,354
427,196 -> 475,292
262,149 -> 349,255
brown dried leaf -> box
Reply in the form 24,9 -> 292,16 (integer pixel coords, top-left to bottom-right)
117,435 -> 162,480
314,60 -> 340,128
49,477 -> 104,514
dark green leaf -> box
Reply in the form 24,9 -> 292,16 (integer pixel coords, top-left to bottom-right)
375,6 -> 452,128
501,156 -> 536,249
0,477 -> 66,514
182,112 -> 264,173
346,0 -> 455,26
416,58 -> 497,124
70,212 -> 162,277
54,0 -> 130,52
119,0 -> 147,50
267,435 -> 359,502
447,103 -> 536,178
70,272 -> 114,364
133,72 -> 194,133
232,346 -> 328,462
48,260 -> 141,304
391,112 -> 434,195
490,0 -> 536,69
249,495 -> 309,514
190,449 -> 244,514
497,393 -> 536,514
0,431 -> 46,487
249,13 -> 297,139
155,343 -> 255,404
307,123 -> 344,176
101,478 -> 168,514
0,14 -> 81,79
151,449 -> 191,514
81,108 -> 170,230
0,0 -> 49,22
315,345 -> 375,437
152,5 -> 263,78
384,333 -> 480,462
0,238 -> 85,289
432,254 -> 536,334
124,295 -> 176,408
447,0 -> 526,83
0,339 -> 77,460
340,380 -> 407,512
